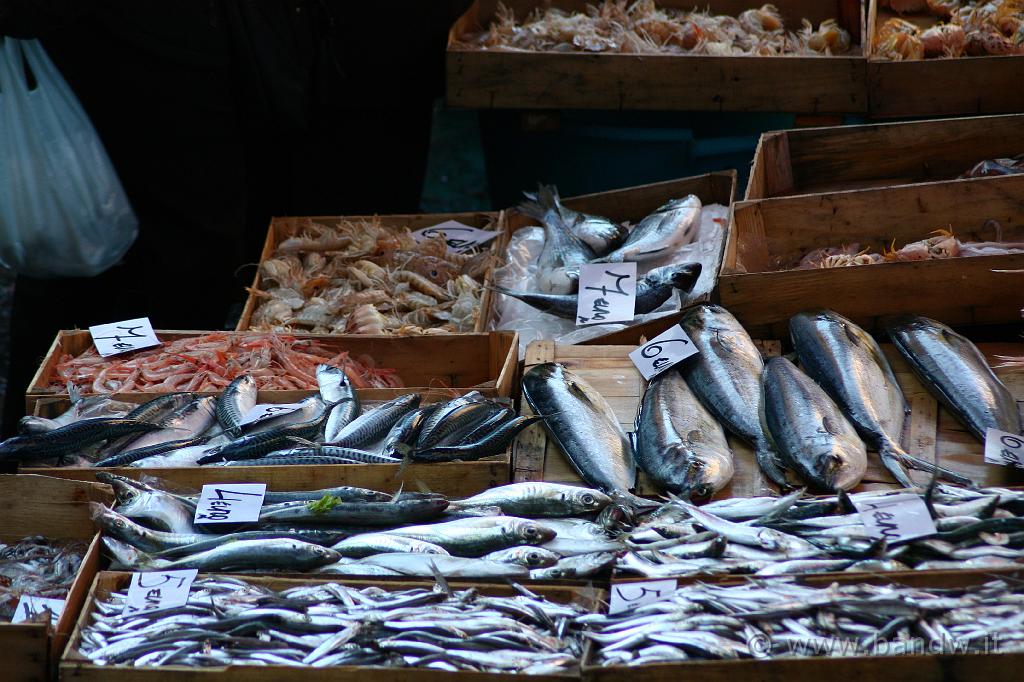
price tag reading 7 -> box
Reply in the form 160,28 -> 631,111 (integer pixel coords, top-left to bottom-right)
628,325 -> 699,380
195,484 -> 266,524
608,579 -> 677,615
984,428 -> 1024,469
576,262 -> 637,326
89,317 -> 161,357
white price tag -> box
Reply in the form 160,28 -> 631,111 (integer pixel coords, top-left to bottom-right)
12,596 -> 65,625
89,317 -> 160,357
195,483 -> 266,524
628,325 -> 699,380
984,427 -> 1024,468
412,221 -> 498,253
123,569 -> 198,615
240,403 -> 302,427
854,493 -> 936,544
608,579 -> 677,615
576,262 -> 637,326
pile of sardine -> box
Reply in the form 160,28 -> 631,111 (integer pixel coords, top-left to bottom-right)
0,536 -> 87,620
95,474 -> 625,579
75,577 -> 590,672
582,578 -> 1024,666
523,304 -> 1017,500
617,485 -> 1024,578
0,365 -> 526,468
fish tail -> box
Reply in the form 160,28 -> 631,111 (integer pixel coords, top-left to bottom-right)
754,441 -> 791,490
518,184 -> 558,221
882,442 -> 975,488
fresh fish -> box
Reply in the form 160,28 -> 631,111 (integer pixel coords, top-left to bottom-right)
118,396 -> 218,452
316,364 -> 354,405
331,534 -> 450,558
325,394 -> 420,447
91,503 -> 208,552
196,433 -> 314,465
519,184 -> 597,294
112,483 -> 198,535
679,303 -> 788,487
528,551 -> 617,579
129,444 -> 214,468
19,394 -> 136,435
219,454 -> 376,466
482,546 -> 560,568
635,368 -> 734,499
761,357 -> 867,492
886,314 -> 1021,441
410,415 -> 541,462
522,363 -> 635,493
324,397 -> 361,440
450,482 -> 612,518
414,401 -> 496,449
599,195 -> 701,263
380,516 -> 556,557
240,396 -> 326,437
216,375 -> 258,433
126,393 -> 198,424
94,434 -> 211,468
380,405 -> 433,457
522,184 -> 627,255
139,539 -> 341,572
792,309 -> 971,487
356,553 -> 530,578
0,418 -> 163,463
258,497 -> 449,527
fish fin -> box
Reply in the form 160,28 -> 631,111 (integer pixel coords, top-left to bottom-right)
754,441 -> 791,490
821,416 -> 842,437
389,482 -> 405,503
428,561 -> 452,596
888,444 -> 975,488
754,488 -> 804,524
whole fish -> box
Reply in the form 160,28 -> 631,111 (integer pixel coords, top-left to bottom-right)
0,418 -> 162,463
324,398 -> 361,440
380,405 -> 433,457
599,195 -> 701,263
331,534 -> 450,558
129,444 -> 214,468
263,486 -> 390,505
118,397 -> 218,452
196,433 -> 313,465
380,516 -> 556,557
258,497 -> 449,527
528,551 -> 617,580
316,364 -> 354,406
522,363 -> 635,493
679,303 -> 787,487
19,394 -> 136,435
112,483 -> 198,535
94,434 -> 211,468
635,368 -> 734,499
450,482 -> 612,518
792,309 -> 971,487
483,546 -> 560,568
886,315 -> 1021,440
414,401 -> 495,449
325,394 -> 420,447
522,184 -> 627,255
410,416 -> 541,463
356,553 -> 530,578
91,503 -> 207,553
216,375 -> 258,434
761,357 -> 867,492
519,184 -> 597,294
141,539 -> 340,572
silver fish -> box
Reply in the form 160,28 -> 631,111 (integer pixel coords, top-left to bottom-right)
216,375 -> 258,433
482,546 -> 560,568
330,534 -> 449,558
450,482 -> 612,518
522,363 -> 635,493
519,185 -> 598,294
143,539 -> 340,572
325,394 -> 419,447
761,357 -> 867,492
528,551 -> 617,580
316,364 -> 354,406
522,184 -> 627,255
118,397 -> 218,452
635,368 -> 734,499
599,195 -> 701,263
886,314 -> 1021,441
380,516 -> 556,557
356,553 -> 530,578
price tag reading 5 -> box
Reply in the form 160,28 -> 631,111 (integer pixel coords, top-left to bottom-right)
608,579 -> 677,615
89,317 -> 160,357
195,483 -> 266,524
123,569 -> 198,616
984,428 -> 1024,469
628,325 -> 699,380
576,262 -> 637,326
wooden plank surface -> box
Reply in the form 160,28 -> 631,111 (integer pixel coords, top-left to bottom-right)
515,340 -> 1024,499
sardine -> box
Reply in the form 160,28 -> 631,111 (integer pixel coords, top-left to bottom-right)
450,482 -> 612,518
522,363 -> 635,493
635,368 -> 734,499
761,357 -> 867,492
886,314 -> 1021,440
599,195 -> 701,263
679,303 -> 788,487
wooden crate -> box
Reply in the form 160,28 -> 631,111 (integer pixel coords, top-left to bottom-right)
513,338 -> 1024,498
448,0 -> 866,113
585,567 -> 1024,682
490,171 -> 737,345
61,571 -> 605,681
866,0 -> 1024,118
24,330 -> 518,415
236,210 -> 502,335
722,174 -> 1024,339
0,475 -> 109,682
746,114 -> 1024,200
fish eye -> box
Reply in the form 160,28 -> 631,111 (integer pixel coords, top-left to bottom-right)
523,526 -> 538,537
581,494 -> 595,506
430,270 -> 438,277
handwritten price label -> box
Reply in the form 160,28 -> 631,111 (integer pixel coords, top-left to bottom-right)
12,595 -> 65,625
628,325 -> 699,380
123,569 -> 198,615
576,262 -> 637,326
412,221 -> 498,254
195,483 -> 266,524
240,403 -> 302,427
853,493 -> 936,544
608,579 -> 677,615
89,317 -> 160,357
984,428 -> 1024,469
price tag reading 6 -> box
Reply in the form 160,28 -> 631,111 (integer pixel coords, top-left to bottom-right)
628,325 -> 699,380
411,221 -> 498,254
984,428 -> 1024,469
608,579 -> 677,615
195,483 -> 266,524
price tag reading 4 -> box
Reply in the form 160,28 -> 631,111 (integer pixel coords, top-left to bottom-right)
576,262 -> 637,326
240,403 -> 302,427
123,569 -> 198,616
853,493 -> 936,544
195,483 -> 266,524
608,579 -> 677,615
89,317 -> 160,357
984,428 -> 1024,469
12,595 -> 65,625
628,325 -> 699,380
412,220 -> 499,254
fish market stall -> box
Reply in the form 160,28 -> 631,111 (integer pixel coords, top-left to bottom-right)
746,113 -> 1024,200
447,0 -> 867,113
722,172 -> 1024,338
62,572 -> 603,678
867,0 -> 1024,118
0,475 -> 109,682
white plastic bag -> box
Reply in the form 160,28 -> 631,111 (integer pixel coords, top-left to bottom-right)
0,38 -> 137,278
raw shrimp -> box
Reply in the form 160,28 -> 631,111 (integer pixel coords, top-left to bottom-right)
920,23 -> 966,55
